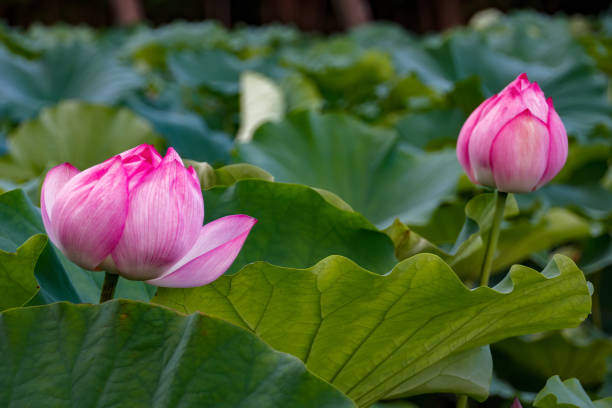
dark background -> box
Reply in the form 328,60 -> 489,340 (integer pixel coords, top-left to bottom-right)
1,0 -> 611,33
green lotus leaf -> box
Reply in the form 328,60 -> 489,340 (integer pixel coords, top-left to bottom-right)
237,110 -> 461,228
0,300 -> 355,408
155,252 -> 591,407
203,179 -> 396,274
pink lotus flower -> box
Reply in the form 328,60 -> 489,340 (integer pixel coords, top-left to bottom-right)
41,144 -> 256,288
456,73 -> 568,193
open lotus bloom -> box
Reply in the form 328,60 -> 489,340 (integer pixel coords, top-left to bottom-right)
41,144 -> 257,288
456,73 -> 568,193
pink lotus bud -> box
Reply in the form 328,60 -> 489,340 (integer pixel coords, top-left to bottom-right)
511,398 -> 523,408
456,73 -> 568,193
41,144 -> 257,288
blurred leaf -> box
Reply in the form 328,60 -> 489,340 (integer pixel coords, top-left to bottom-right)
126,92 -> 232,164
534,376 -> 612,408
238,111 -> 461,228
0,101 -> 162,181
155,253 -> 591,407
204,179 -> 396,274
517,184 -> 612,221
279,72 -> 324,112
474,11 -> 586,67
124,21 -> 229,70
236,71 -> 285,143
25,23 -> 97,50
282,37 -> 394,94
494,326 -> 612,391
0,43 -> 143,121
169,49 -> 286,95
0,300 -> 355,408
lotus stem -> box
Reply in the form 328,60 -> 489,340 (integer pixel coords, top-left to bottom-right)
456,395 -> 468,408
99,272 -> 119,303
479,190 -> 507,287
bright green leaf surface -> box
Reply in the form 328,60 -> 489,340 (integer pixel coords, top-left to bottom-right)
155,253 -> 591,407
238,111 -> 461,228
0,234 -> 45,311
534,376 -> 612,408
0,300 -> 355,408
203,179 -> 396,274
0,101 -> 162,181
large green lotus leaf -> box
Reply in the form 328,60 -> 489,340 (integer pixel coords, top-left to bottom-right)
0,101 -> 162,181
0,300 -> 354,408
0,234 -> 45,311
0,189 -> 155,303
203,179 -> 396,274
154,253 -> 591,407
534,376 -> 612,408
237,111 -> 461,228
493,326 -> 612,390
0,43 -> 143,121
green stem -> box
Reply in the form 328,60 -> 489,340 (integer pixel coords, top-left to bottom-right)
479,191 -> 508,287
99,272 -> 119,303
456,395 -> 468,408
